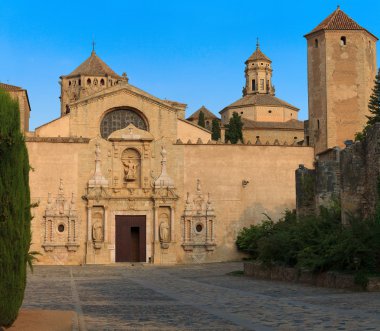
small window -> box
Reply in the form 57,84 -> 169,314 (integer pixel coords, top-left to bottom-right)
268,110 -> 272,114
252,79 -> 256,90
294,137 -> 298,140
340,36 -> 347,46
261,62 -> 263,65
94,78 -> 98,85
100,79 -> 105,86
58,224 -> 65,233
196,224 -> 203,233
256,136 -> 260,139
317,119 -> 320,130
315,39 -> 318,48
291,113 -> 293,117
240,112 -> 243,115
78,79 -> 81,86
87,78 -> 91,85
69,81 -> 71,86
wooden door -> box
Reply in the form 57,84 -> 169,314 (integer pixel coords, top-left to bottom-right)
115,215 -> 146,262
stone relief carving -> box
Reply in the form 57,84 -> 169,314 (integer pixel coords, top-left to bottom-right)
181,180 -> 216,256
121,148 -> 141,188
42,179 -> 80,252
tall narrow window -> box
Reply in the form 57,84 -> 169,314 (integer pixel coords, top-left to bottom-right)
340,36 -> 347,46
315,39 -> 319,48
260,79 -> 264,90
252,79 -> 256,91
317,119 -> 320,130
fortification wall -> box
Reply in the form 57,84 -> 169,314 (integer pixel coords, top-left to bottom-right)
296,123 -> 380,222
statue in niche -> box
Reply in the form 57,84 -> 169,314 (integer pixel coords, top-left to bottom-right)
122,159 -> 138,181
159,221 -> 170,243
92,221 -> 103,242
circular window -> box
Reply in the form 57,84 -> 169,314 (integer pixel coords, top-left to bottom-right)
100,109 -> 148,139
58,224 -> 65,233
196,224 -> 203,233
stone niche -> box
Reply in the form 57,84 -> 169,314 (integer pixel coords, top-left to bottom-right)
91,206 -> 105,249
181,179 -> 216,257
121,148 -> 141,188
158,206 -> 171,249
42,179 -> 80,252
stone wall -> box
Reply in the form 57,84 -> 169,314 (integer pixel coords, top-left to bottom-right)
296,123 -> 380,221
244,262 -> 380,291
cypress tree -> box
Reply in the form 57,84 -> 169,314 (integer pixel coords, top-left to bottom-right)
0,90 -> 31,327
225,112 -> 243,144
367,68 -> 380,126
211,119 -> 221,141
197,111 -> 205,128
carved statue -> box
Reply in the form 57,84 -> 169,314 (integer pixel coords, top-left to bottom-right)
159,221 -> 170,243
92,221 -> 103,242
123,159 -> 137,181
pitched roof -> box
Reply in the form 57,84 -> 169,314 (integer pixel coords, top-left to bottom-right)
305,7 -> 378,39
242,118 -> 304,130
220,94 -> 299,113
246,46 -> 271,63
187,106 -> 219,121
65,51 -> 121,78
0,82 -> 22,91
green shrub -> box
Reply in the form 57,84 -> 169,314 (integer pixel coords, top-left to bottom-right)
236,202 -> 380,275
0,90 -> 31,327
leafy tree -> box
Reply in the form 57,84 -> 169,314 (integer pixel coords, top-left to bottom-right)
367,68 -> 380,126
211,119 -> 221,141
0,90 -> 31,327
225,112 -> 243,144
197,111 -> 205,128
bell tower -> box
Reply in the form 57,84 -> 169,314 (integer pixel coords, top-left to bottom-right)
244,40 -> 274,96
305,7 -> 378,154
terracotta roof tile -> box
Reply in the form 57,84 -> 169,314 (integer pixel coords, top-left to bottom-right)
187,106 -> 218,120
246,47 -> 271,63
305,7 -> 377,39
0,82 -> 23,91
220,94 -> 299,113
65,51 -> 121,78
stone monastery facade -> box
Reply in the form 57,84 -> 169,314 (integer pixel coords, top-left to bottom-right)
2,7 -> 377,265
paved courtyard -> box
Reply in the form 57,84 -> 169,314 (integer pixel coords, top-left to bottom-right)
22,262 -> 380,331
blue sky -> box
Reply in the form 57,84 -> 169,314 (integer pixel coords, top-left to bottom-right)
1,1 -> 379,130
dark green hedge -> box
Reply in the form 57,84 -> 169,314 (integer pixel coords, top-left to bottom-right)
0,90 -> 31,327
236,206 -> 380,275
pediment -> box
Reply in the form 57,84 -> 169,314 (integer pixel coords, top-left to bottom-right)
70,82 -> 186,113
108,124 -> 154,141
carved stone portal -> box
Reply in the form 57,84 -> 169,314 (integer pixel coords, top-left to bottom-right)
42,179 -> 80,252
181,180 -> 216,256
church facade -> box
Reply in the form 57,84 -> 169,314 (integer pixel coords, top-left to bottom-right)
3,8 -> 377,265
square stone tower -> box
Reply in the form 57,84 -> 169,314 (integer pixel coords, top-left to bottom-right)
305,7 -> 378,155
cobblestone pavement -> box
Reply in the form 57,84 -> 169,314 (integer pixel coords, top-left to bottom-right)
22,262 -> 380,331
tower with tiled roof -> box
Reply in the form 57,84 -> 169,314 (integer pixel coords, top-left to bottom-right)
244,39 -> 274,96
59,50 -> 124,116
305,6 -> 378,154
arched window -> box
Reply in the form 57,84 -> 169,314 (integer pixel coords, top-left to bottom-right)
100,79 -> 105,86
100,108 -> 148,139
315,39 -> 319,48
87,78 -> 91,85
340,36 -> 347,46
78,79 -> 81,86
69,81 -> 72,86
